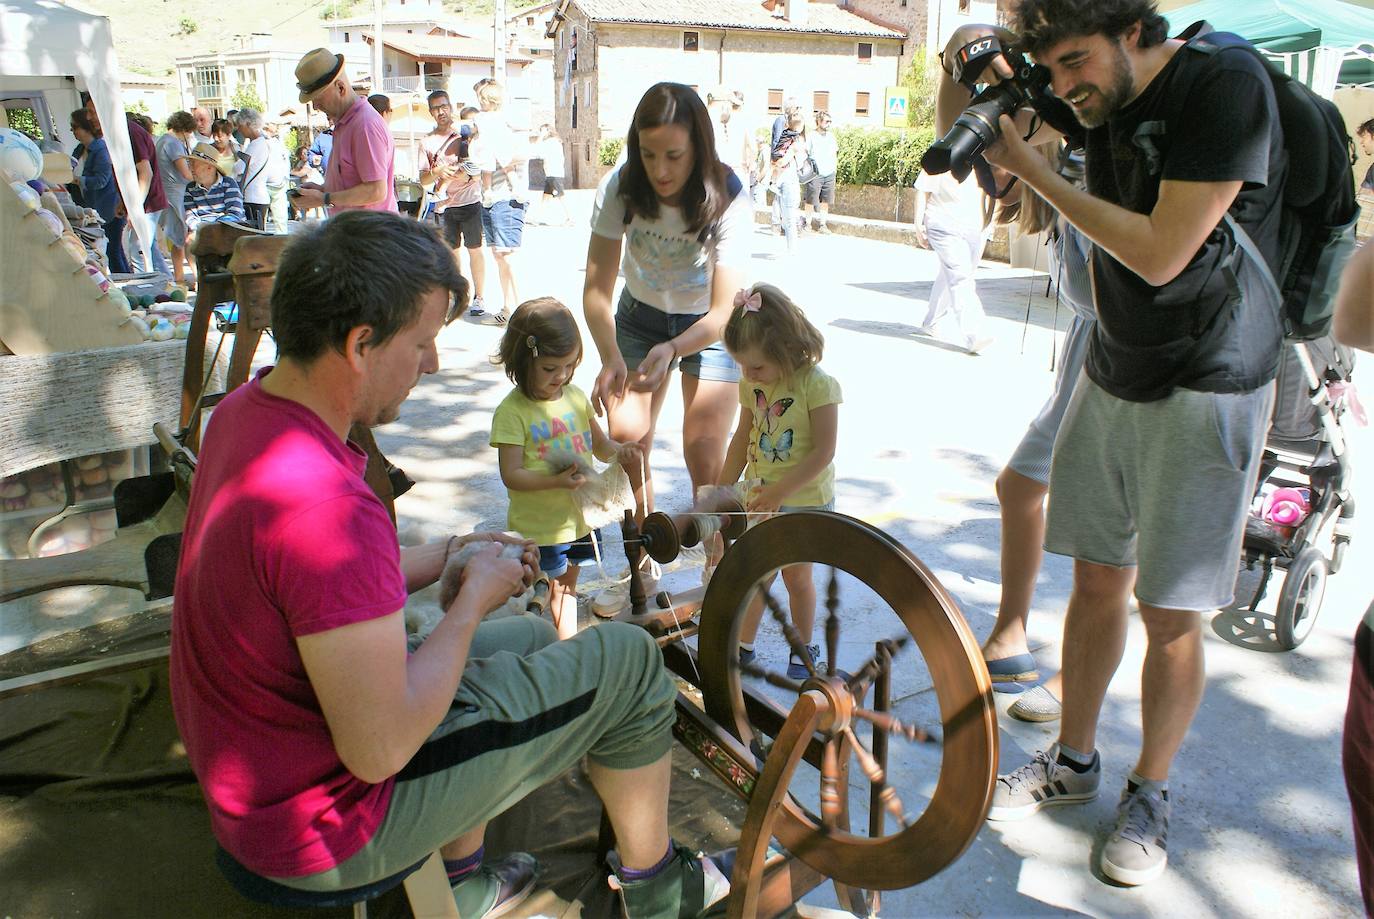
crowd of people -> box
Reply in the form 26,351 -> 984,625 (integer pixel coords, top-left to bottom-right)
141,6 -> 1374,916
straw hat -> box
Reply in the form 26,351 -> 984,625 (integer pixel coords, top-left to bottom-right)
189,142 -> 234,177
295,48 -> 345,103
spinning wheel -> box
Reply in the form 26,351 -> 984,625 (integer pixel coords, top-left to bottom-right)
693,511 -> 997,915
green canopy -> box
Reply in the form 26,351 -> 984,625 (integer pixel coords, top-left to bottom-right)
1165,0 -> 1374,86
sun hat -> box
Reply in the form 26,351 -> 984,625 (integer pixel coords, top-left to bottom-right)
295,48 -> 345,103
188,142 -> 234,177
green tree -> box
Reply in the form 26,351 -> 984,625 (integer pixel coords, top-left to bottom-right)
177,16 -> 197,35
231,84 -> 267,114
899,49 -> 940,132
5,107 -> 42,139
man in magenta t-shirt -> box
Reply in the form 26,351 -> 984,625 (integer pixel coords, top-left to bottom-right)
289,50 -> 396,214
169,210 -> 722,918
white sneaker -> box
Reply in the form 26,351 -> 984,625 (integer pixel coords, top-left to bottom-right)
965,336 -> 994,355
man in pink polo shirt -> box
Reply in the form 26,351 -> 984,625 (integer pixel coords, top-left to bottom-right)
290,49 -> 396,214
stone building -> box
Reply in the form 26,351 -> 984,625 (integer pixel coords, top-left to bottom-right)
546,0 -> 907,186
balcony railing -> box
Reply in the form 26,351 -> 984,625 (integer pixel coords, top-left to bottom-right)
380,74 -> 447,94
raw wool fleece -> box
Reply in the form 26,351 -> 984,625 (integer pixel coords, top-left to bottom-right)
544,447 -> 635,531
405,541 -> 535,641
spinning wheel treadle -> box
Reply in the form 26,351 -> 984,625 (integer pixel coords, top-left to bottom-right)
694,511 -> 997,902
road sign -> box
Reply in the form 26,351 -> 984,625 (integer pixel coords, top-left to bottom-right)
884,87 -> 910,128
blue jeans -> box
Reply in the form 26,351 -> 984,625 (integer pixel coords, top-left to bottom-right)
127,208 -> 170,275
615,289 -> 740,383
105,214 -> 130,274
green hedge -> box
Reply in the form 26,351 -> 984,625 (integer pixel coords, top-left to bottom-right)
598,137 -> 624,167
834,125 -> 935,189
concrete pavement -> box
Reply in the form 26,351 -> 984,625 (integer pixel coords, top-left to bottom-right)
382,189 -> 1365,917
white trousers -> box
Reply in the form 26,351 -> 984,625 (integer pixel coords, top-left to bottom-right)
922,218 -> 988,345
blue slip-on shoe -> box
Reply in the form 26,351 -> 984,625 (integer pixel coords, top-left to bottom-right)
985,652 -> 1039,689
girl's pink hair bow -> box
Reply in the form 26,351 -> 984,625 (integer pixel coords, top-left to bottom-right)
734,288 -> 763,312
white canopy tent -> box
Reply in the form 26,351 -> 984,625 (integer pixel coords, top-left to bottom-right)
0,0 -> 150,263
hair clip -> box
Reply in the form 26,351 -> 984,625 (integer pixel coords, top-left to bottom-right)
526,334 -> 538,357
733,288 -> 763,312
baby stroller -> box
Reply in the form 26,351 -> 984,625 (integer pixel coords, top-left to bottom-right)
1239,337 -> 1358,650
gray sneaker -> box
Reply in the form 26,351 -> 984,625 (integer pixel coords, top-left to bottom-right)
986,744 -> 1100,821
1101,782 -> 1169,886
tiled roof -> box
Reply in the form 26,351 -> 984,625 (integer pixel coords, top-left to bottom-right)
567,0 -> 905,39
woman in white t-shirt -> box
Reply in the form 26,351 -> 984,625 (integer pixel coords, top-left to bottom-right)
914,168 -> 992,354
584,82 -> 753,545
236,108 -> 271,230
531,124 -> 572,226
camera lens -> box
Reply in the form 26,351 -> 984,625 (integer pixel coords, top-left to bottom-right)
921,83 -> 1020,179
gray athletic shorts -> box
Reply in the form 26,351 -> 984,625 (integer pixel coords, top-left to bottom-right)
1007,313 -> 1096,486
1045,375 -> 1274,611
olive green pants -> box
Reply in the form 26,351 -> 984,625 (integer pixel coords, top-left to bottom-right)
275,616 -> 675,889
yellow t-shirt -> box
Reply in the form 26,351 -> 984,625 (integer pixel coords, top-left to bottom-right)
490,384 -> 596,545
740,365 -> 842,508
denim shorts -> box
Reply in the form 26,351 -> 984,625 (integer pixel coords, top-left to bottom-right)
481,199 -> 526,250
538,533 -> 597,578
779,500 -> 835,513
615,289 -> 740,383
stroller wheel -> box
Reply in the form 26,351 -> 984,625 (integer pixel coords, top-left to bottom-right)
1275,546 -> 1327,650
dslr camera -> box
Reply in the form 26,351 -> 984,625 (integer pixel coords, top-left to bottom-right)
921,35 -> 1053,181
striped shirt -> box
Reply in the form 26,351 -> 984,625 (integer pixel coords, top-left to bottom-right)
183,176 -> 246,232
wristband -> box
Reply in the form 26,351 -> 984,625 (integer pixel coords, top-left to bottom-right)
444,534 -> 461,565
323,191 -> 332,208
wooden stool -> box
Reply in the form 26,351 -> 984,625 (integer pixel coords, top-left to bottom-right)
215,846 -> 459,918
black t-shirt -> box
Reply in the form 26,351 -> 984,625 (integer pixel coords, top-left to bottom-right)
1083,42 -> 1286,402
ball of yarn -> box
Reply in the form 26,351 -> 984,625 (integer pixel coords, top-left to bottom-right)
106,287 -> 131,313
0,129 -> 43,182
34,208 -> 63,238
10,180 -> 40,211
83,263 -> 111,292
59,233 -> 86,264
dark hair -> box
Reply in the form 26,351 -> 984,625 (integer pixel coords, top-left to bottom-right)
1013,0 -> 1169,57
272,211 -> 467,363
210,118 -> 233,137
166,110 -> 196,133
1358,118 -> 1374,137
70,108 -> 96,136
722,283 -> 825,379
427,90 -> 450,107
494,297 -> 583,399
226,109 -> 239,118
619,82 -> 730,237
367,93 -> 391,116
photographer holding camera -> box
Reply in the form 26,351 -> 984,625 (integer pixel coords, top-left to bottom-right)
934,0 -> 1285,886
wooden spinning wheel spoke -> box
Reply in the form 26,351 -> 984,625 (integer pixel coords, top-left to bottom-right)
818,740 -> 844,833
757,586 -> 819,679
842,726 -> 911,830
845,634 -> 912,696
737,660 -> 804,694
852,707 -> 937,745
824,569 -> 841,679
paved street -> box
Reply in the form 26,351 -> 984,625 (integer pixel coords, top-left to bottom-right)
380,189 -> 1366,917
